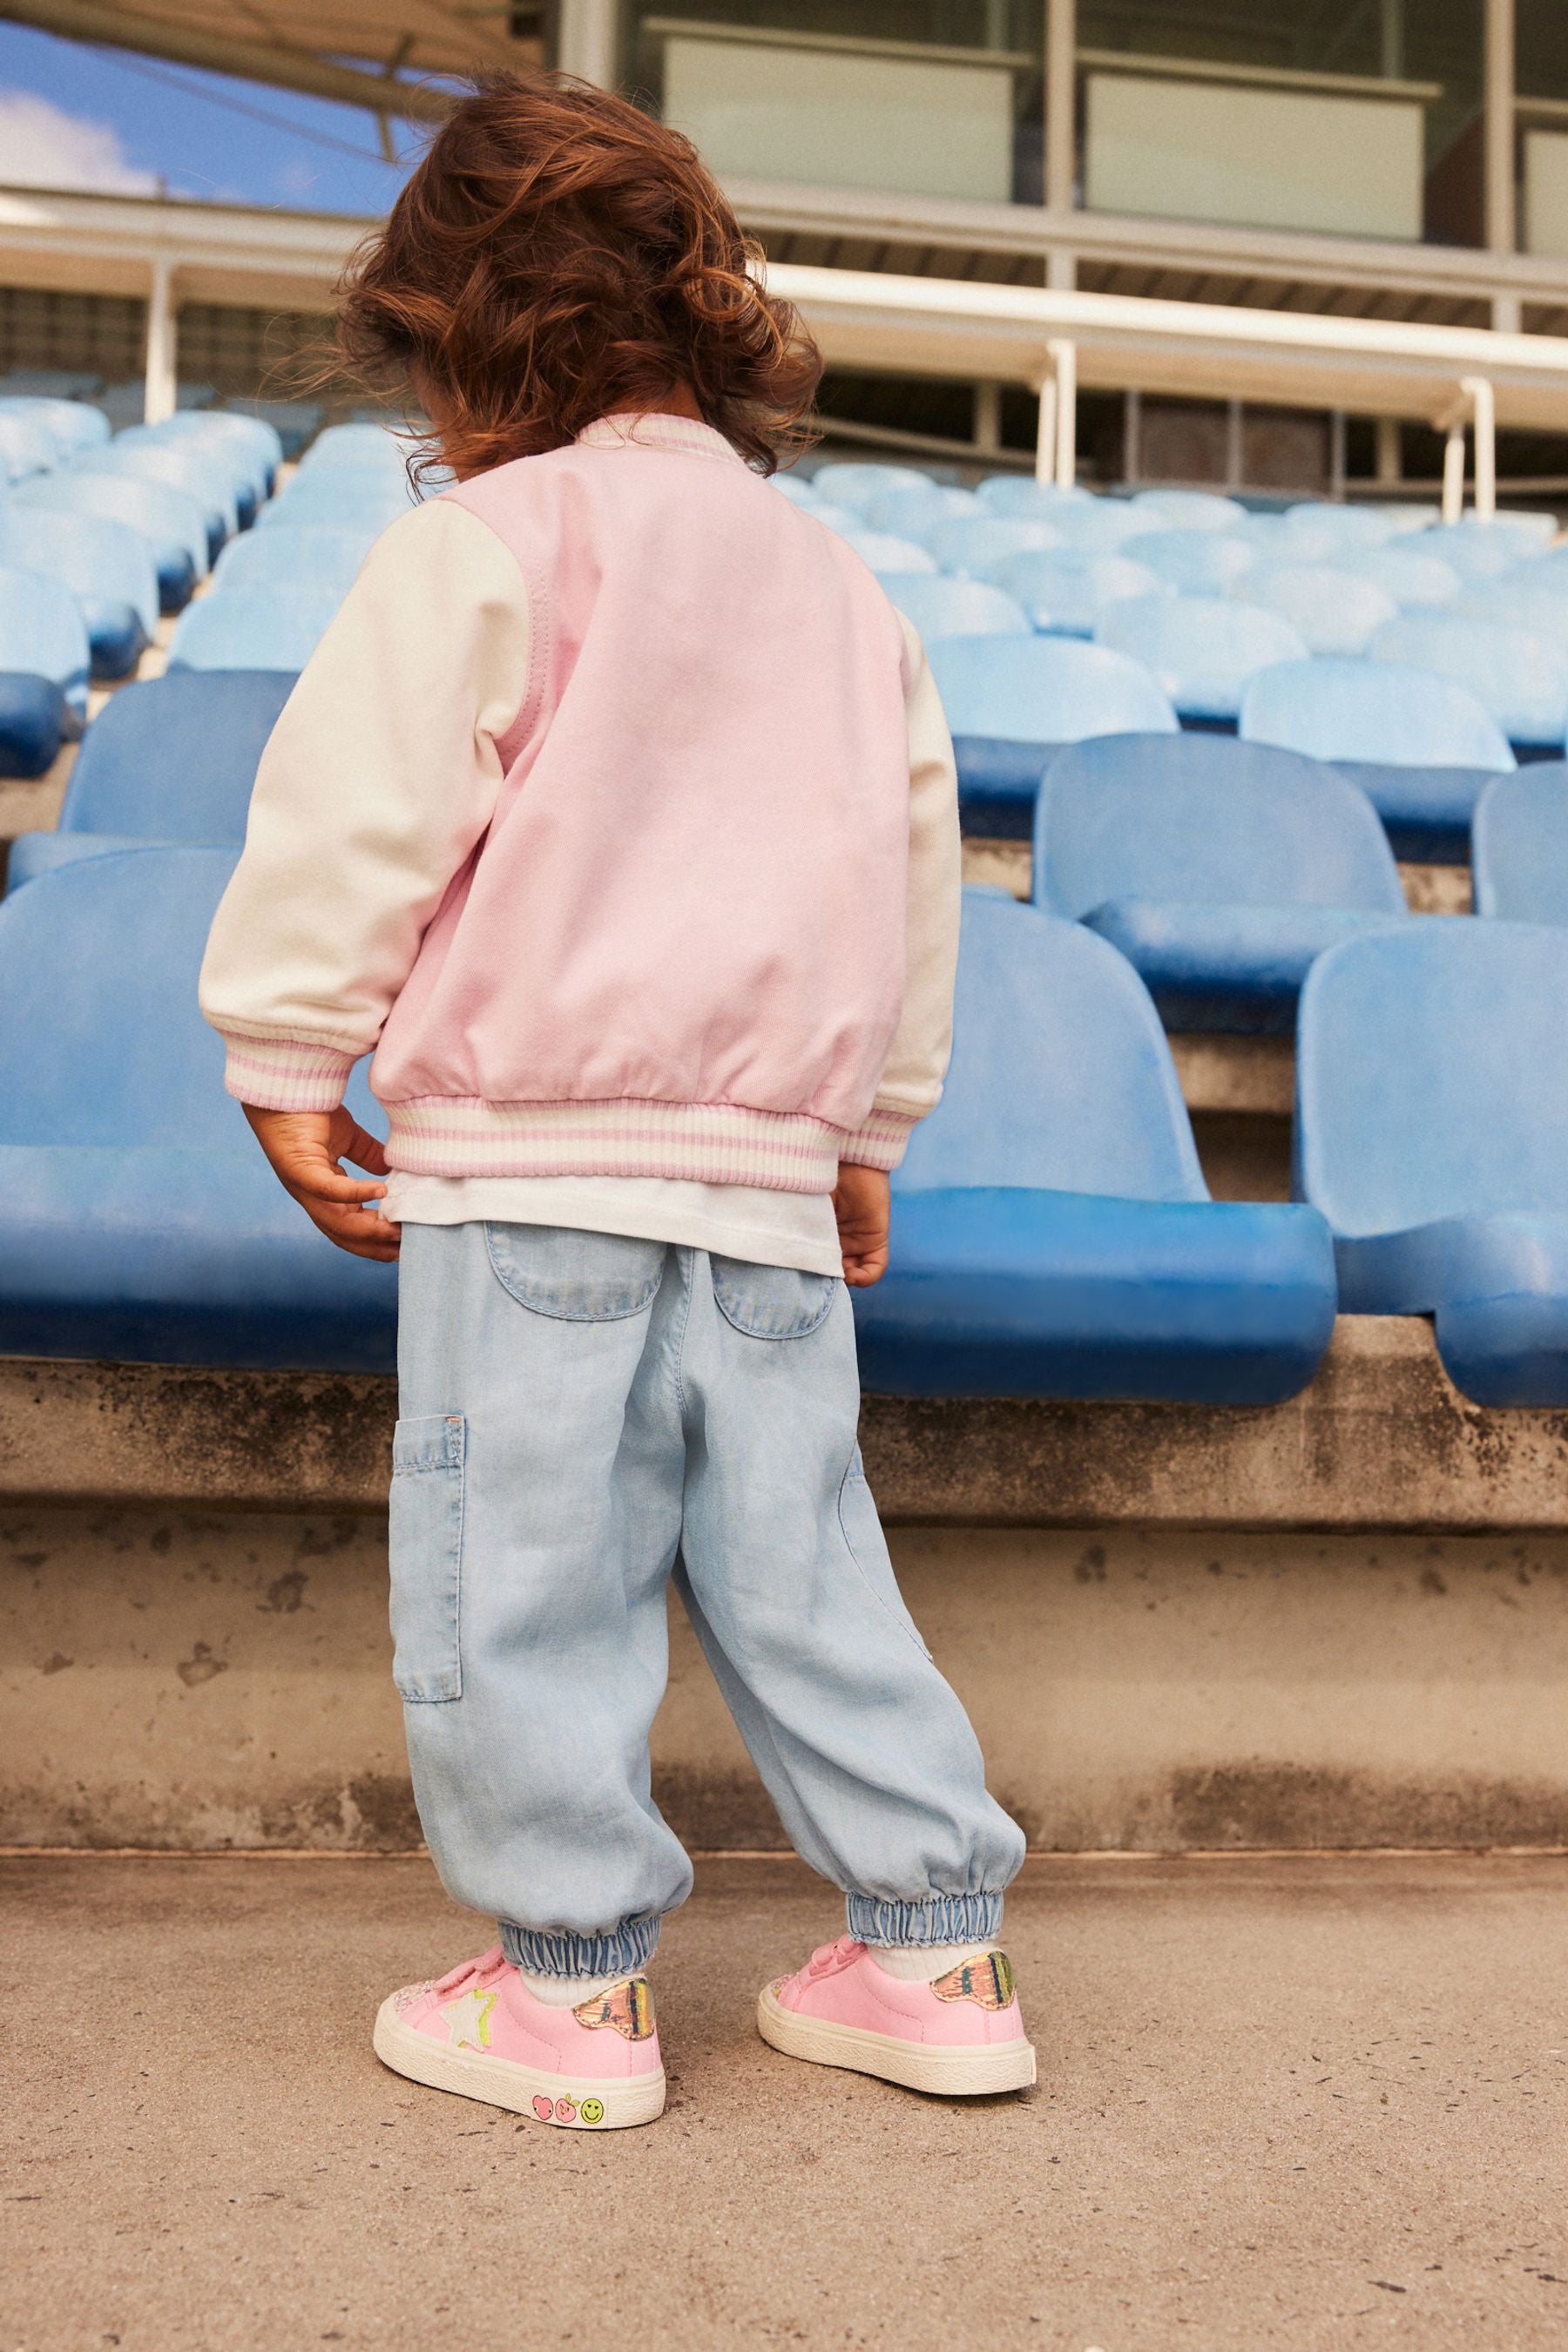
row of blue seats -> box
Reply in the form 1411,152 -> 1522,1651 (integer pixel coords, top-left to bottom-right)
0,413 -> 419,773
928,634 -> 1515,863
12,675 -> 1568,1036
784,463 -> 1565,855
0,373 -> 328,458
162,424 -> 426,674
3,843 -> 1565,1410
0,402 -> 287,774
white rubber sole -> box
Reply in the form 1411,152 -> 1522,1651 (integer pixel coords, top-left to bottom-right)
372,1997 -> 666,2129
756,1983 -> 1037,2097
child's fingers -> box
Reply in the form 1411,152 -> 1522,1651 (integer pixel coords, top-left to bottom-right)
304,1200 -> 402,1260
341,1121 -> 391,1178
284,1161 -> 389,1206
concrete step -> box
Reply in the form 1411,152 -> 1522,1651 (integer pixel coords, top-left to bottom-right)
3,1328 -> 1568,1854
4,1851 -> 1564,2352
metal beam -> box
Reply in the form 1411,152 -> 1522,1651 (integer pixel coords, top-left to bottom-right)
0,0 -> 456,124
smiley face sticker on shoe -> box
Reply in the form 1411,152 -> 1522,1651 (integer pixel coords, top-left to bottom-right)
578,2097 -> 605,2125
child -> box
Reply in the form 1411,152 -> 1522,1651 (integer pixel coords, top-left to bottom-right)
200,73 -> 1029,2130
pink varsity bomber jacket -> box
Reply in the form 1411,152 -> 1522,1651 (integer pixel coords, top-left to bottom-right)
199,412 -> 962,1194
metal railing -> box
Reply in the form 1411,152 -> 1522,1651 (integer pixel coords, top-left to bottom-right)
3,184 -> 1566,513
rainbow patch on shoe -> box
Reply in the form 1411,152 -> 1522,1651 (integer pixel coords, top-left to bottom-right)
572,1977 -> 655,2041
930,1951 -> 1016,2011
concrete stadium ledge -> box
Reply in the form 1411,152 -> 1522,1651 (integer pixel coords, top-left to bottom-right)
3,1317 -> 1566,1531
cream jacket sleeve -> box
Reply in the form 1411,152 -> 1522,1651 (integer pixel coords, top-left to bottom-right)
198,498 -> 532,1112
840,613 -> 963,1168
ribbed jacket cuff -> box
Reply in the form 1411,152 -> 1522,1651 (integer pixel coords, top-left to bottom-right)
838,1106 -> 919,1172
220,1031 -> 358,1112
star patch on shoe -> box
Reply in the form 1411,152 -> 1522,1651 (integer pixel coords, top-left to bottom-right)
929,1951 -> 1016,2010
572,1977 -> 655,2040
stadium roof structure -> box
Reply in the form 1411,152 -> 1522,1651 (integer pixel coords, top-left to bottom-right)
0,0 -> 545,124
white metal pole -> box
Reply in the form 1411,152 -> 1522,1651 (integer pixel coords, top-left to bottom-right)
1044,0 -> 1076,291
1441,417 -> 1467,524
1486,0 -> 1519,330
1035,368 -> 1058,485
556,0 -> 619,86
1375,416 -> 1402,483
143,255 -> 176,425
1463,375 -> 1497,519
1050,338 -> 1078,487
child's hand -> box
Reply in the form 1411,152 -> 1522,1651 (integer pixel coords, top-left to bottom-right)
242,1105 -> 401,1262
834,1163 -> 890,1288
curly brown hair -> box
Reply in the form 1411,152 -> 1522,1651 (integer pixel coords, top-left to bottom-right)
332,72 -> 821,482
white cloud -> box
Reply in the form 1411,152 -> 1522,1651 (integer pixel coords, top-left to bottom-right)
0,88 -> 159,195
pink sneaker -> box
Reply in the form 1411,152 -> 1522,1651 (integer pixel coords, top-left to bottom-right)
758,1936 -> 1036,2097
373,1944 -> 666,2129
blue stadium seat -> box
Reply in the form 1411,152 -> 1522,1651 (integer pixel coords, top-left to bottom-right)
863,484 -> 981,538
0,563 -> 89,768
1119,529 -> 1255,594
0,848 -> 395,1369
927,514 -> 1064,576
1470,767 -> 1568,923
1032,497 -> 1151,551
1370,612 -> 1568,752
256,480 -> 416,533
0,411 -> 56,483
1425,520 -> 1544,582
808,461 -> 934,510
1095,594 -> 1306,725
167,587 -> 343,672
151,410 -> 283,501
224,397 -> 324,459
5,670 -> 295,887
929,634 -> 1179,836
884,576 -> 1029,640
300,422 -> 413,469
0,394 -> 110,459
1233,564 -> 1397,656
76,443 -> 233,563
979,548 -> 1163,636
975,476 -> 1094,517
13,469 -> 206,609
1131,489 -> 1247,532
1240,656 -> 1515,862
1341,544 -> 1461,608
0,508 -> 158,679
852,892 -> 1337,1401
1032,733 -> 1408,1032
1282,502 -> 1392,553
830,527 -> 936,578
1297,921 -> 1568,1404
211,524 -> 373,599
1451,575 -> 1568,653
115,423 -> 255,531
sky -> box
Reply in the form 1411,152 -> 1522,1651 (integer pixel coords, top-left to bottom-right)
0,20 -> 425,214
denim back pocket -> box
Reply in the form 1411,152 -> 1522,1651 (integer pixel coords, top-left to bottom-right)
389,1413 -> 465,1702
710,1255 -> 840,1341
484,1223 -> 666,1321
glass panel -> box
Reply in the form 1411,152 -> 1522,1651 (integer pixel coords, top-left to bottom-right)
1077,0 -> 1483,245
632,3 -> 1044,203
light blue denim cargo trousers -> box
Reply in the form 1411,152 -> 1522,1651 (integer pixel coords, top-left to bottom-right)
392,1221 -> 1025,1977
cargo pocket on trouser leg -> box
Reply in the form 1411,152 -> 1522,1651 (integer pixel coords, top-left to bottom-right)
389,1412 -> 466,1702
